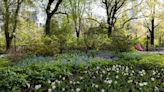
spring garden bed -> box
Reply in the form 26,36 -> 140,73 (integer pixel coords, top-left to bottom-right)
0,52 -> 164,92
0,61 -> 163,92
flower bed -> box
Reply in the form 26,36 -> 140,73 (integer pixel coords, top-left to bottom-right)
0,61 -> 163,92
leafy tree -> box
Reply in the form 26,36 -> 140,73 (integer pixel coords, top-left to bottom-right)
66,0 -> 88,38
51,16 -> 73,53
1,0 -> 29,52
143,0 -> 155,45
44,0 -> 63,35
141,0 -> 163,46
102,0 -> 128,37
16,17 -> 43,46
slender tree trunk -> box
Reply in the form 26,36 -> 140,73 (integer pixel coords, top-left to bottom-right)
12,0 -> 21,34
150,18 -> 155,45
74,21 -> 80,38
159,36 -> 161,46
45,15 -> 52,35
150,2 -> 155,46
150,30 -> 154,45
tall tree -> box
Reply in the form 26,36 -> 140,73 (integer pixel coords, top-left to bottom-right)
142,0 -> 160,45
66,0 -> 87,38
45,0 -> 63,35
102,0 -> 127,37
1,0 -> 24,52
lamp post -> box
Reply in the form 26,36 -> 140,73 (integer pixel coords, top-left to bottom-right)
13,32 -> 16,52
146,32 -> 149,52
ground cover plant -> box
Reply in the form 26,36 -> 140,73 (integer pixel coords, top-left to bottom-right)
0,52 -> 164,92
1,0 -> 164,92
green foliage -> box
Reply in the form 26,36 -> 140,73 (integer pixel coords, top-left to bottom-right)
16,18 -> 42,46
118,52 -> 164,67
49,17 -> 73,53
15,18 -> 56,56
139,55 -> 164,67
0,33 -> 5,52
0,60 -> 163,92
38,36 -> 59,56
0,56 -> 10,68
110,30 -> 136,52
119,52 -> 145,61
0,68 -> 28,91
13,56 -> 54,67
84,27 -> 110,50
24,36 -> 58,56
20,16 -> 73,56
13,52 -> 102,67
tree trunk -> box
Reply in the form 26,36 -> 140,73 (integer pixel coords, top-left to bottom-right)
150,31 -> 154,45
159,36 -> 161,46
108,25 -> 112,37
44,0 -> 63,35
45,15 -> 52,35
150,18 -> 155,45
12,0 -> 21,34
74,22 -> 80,38
5,32 -> 12,52
76,31 -> 80,38
3,0 -> 22,52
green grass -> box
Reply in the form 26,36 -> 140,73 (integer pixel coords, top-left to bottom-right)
118,52 -> 164,67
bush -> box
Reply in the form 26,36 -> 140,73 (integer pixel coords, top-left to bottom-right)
24,36 -> 59,56
110,30 -> 136,52
84,27 -> 111,50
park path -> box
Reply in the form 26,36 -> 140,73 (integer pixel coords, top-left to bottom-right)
154,47 -> 164,54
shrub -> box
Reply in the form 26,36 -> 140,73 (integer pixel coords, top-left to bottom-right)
24,36 -> 59,56
84,27 -> 111,50
110,30 -> 136,52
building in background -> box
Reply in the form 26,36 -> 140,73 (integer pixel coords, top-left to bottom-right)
21,2 -> 46,28
29,9 -> 46,27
